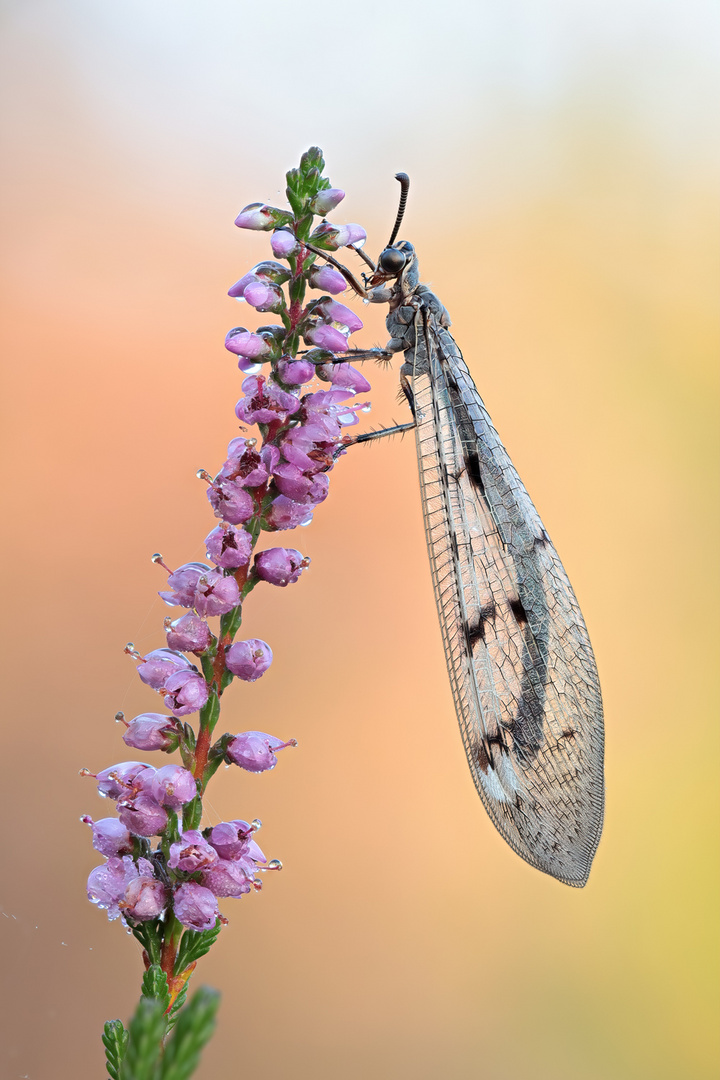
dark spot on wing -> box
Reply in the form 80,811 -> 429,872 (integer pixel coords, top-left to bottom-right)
475,743 -> 490,774
464,602 -> 497,650
562,728 -> 577,740
509,597 -> 528,625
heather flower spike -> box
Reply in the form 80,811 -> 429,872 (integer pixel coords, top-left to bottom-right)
84,148 -> 371,1079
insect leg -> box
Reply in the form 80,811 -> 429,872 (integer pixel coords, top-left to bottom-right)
348,420 -> 416,446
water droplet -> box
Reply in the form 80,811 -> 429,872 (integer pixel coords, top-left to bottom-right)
151,552 -> 164,564
242,361 -> 263,375
360,402 -> 372,413
251,818 -> 262,831
267,859 -> 282,871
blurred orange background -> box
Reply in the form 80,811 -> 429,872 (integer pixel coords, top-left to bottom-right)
1,3 -> 718,1078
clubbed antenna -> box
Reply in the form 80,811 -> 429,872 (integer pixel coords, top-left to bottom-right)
387,172 -> 410,248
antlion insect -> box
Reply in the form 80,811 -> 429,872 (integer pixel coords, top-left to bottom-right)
314,174 -> 605,886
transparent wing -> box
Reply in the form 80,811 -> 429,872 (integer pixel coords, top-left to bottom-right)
412,312 -> 604,886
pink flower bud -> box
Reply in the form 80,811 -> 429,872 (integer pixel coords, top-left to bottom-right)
226,730 -> 295,773
264,494 -> 314,530
308,264 -> 347,294
318,298 -> 363,333
305,323 -> 349,353
82,816 -> 134,857
234,203 -> 293,231
208,819 -> 254,860
192,568 -> 241,617
117,793 -> 169,837
202,858 -> 253,898
225,328 -> 272,359
174,882 -> 218,930
163,670 -> 209,717
151,764 -> 198,810
270,229 -> 299,258
122,712 -> 179,752
123,875 -> 168,922
166,614 -> 212,653
225,639 -> 273,682
168,830 -> 219,873
254,547 -> 307,586
311,188 -> 345,214
318,361 -> 371,394
276,358 -> 316,385
204,523 -> 253,569
137,648 -> 192,690
207,479 -> 255,525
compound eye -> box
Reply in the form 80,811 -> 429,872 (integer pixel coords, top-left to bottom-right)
378,246 -> 407,275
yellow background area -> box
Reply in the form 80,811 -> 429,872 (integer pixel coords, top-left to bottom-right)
1,3 -> 717,1078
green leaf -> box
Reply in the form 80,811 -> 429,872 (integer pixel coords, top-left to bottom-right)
159,987 -> 220,1080
102,1019 -> 128,1080
141,964 -> 170,1012
174,919 -> 223,976
119,997 -> 167,1080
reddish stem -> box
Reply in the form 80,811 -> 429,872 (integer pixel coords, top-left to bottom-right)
160,936 -> 177,981
193,724 -> 211,784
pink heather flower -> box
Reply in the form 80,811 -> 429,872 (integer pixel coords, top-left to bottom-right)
308,264 -> 347,294
192,568 -> 241,617
137,648 -> 192,690
225,328 -> 272,359
204,523 -> 253,569
150,764 -> 198,811
317,299 -> 363,333
202,859 -> 253,898
168,830 -> 219,873
123,874 -> 168,922
279,424 -> 334,474
208,820 -> 254,861
335,223 -> 366,247
122,712 -> 179,752
304,387 -> 366,429
243,281 -> 284,312
219,439 -> 279,486
225,639 -> 273,682
159,563 -> 212,608
309,221 -> 366,250
117,793 -> 169,837
227,275 -> 256,298
234,203 -> 292,231
270,229 -> 299,258
226,731 -> 295,773
276,358 -> 316,385
235,375 -> 301,427
174,882 -> 219,931
87,855 -> 157,921
207,478 -> 255,525
264,495 -> 314,530
254,547 -> 307,586
166,613 -> 212,653
311,187 -> 345,214
305,323 -> 349,353
319,361 -> 371,394
81,816 -> 134,857
163,669 -> 209,717
273,463 -> 330,505
96,762 -> 156,801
